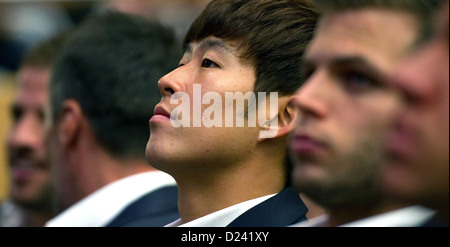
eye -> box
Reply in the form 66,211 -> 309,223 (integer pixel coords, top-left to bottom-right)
11,105 -> 23,123
348,72 -> 371,86
340,70 -> 379,92
201,59 -> 220,68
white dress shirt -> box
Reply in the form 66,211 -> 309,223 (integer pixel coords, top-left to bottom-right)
0,199 -> 22,227
290,205 -> 436,227
166,193 -> 276,227
46,171 -> 176,227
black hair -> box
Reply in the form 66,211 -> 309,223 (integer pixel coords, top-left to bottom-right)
50,11 -> 181,159
312,0 -> 445,44
184,0 -> 319,95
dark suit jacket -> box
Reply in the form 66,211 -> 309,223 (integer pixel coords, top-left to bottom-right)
227,187 -> 308,227
420,214 -> 449,227
105,185 -> 179,227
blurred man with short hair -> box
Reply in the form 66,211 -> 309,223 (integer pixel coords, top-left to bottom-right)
1,33 -> 68,227
45,12 -> 181,227
382,0 -> 449,227
290,0 -> 442,227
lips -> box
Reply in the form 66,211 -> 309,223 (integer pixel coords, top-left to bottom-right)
290,134 -> 325,156
150,105 -> 171,122
10,157 -> 47,182
385,121 -> 416,161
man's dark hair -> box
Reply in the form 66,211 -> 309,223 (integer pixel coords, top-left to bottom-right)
311,0 -> 445,44
184,0 -> 318,188
184,0 -> 319,96
50,11 -> 181,159
20,30 -> 71,69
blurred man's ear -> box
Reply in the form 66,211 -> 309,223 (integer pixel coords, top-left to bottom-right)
58,99 -> 82,147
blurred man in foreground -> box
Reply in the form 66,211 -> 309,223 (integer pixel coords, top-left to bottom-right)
290,0 -> 441,227
382,0 -> 449,227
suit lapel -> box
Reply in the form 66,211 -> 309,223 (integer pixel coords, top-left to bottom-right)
105,185 -> 178,227
227,187 -> 308,227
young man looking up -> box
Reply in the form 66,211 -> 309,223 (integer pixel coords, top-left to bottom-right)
146,0 -> 318,227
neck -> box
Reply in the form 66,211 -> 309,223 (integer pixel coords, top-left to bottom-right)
82,153 -> 155,194
324,199 -> 408,227
66,142 -> 156,207
174,155 -> 285,224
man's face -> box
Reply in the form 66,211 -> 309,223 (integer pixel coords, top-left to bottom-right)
146,36 -> 260,174
290,9 -> 418,207
7,66 -> 52,209
382,3 -> 449,207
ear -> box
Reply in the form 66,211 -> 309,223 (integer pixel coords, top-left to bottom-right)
258,95 -> 298,142
57,99 -> 83,147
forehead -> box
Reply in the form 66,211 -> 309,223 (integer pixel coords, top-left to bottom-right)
15,66 -> 50,103
307,8 -> 419,71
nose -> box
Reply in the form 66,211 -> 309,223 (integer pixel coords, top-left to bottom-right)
158,67 -> 187,98
8,114 -> 43,153
293,72 -> 329,120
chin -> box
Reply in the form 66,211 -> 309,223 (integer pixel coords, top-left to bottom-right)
382,162 -> 420,200
145,146 -> 164,168
292,164 -> 324,187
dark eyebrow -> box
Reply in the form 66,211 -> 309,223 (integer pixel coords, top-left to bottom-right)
183,39 -> 232,55
200,39 -> 231,53
301,55 -> 386,84
329,56 -> 383,76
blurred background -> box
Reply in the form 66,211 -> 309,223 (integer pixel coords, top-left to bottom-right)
0,0 -> 210,202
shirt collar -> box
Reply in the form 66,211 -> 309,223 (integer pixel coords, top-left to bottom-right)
166,193 -> 276,227
46,171 -> 176,227
291,205 -> 436,227
340,205 -> 436,227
